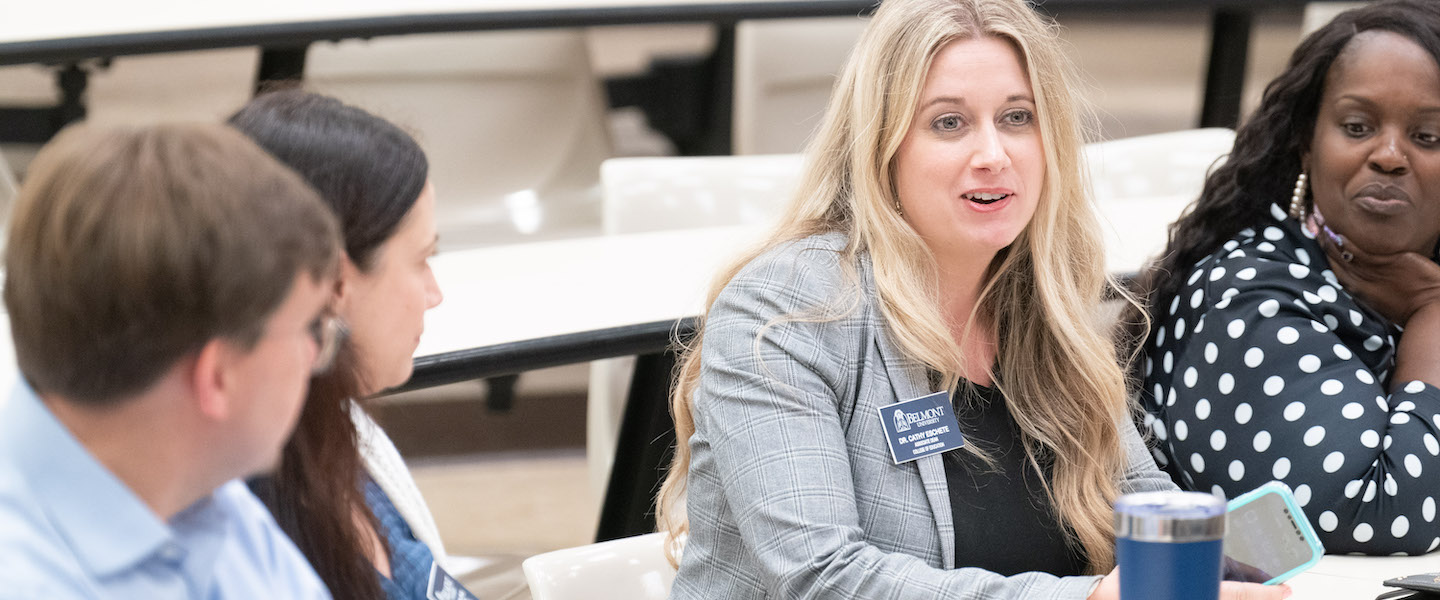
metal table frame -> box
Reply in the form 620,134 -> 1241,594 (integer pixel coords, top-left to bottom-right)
2,0 -> 1312,149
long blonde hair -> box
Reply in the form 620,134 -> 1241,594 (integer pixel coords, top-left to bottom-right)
657,0 -> 1139,574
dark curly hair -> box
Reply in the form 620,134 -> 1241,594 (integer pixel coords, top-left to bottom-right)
1123,0 -> 1440,362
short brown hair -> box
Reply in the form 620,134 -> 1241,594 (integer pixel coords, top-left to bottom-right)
4,123 -> 341,404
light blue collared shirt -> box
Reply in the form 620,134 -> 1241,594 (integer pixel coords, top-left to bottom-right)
0,383 -> 332,599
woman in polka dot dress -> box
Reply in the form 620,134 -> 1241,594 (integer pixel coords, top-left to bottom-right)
1128,0 -> 1440,555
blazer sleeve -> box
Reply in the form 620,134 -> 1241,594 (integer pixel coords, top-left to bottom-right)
689,247 -> 1103,600
1119,412 -> 1181,496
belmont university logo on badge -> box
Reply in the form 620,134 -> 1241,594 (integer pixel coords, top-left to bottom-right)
877,391 -> 966,464
893,406 -> 946,433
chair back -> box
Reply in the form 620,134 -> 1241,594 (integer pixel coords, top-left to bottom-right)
82,48 -> 257,125
306,30 -> 614,249
1084,127 -> 1234,200
602,129 -> 1234,237
601,153 -> 803,235
1085,128 -> 1236,274
522,532 -> 675,600
1302,2 -> 1367,35
732,17 -> 867,155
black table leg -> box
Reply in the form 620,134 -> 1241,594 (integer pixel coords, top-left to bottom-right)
0,63 -> 89,144
595,349 -> 679,542
698,23 -> 735,156
54,64 -> 88,128
255,45 -> 309,94
1199,8 -> 1252,129
602,23 -> 735,156
483,373 -> 520,413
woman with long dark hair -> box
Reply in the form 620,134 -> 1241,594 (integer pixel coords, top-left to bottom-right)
233,90 -> 450,599
1130,0 -> 1440,555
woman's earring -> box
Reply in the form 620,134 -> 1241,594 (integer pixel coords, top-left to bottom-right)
894,199 -> 903,215
1288,171 -> 1308,221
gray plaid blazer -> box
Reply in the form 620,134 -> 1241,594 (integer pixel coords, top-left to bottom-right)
670,233 -> 1177,600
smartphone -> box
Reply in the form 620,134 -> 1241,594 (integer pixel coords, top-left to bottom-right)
1222,482 -> 1326,585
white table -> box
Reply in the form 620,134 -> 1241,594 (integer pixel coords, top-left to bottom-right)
415,224 -> 763,359
1289,552 -> 1440,598
405,224 -> 765,395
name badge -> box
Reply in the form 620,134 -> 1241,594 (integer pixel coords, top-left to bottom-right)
428,562 -> 480,600
877,391 -> 965,464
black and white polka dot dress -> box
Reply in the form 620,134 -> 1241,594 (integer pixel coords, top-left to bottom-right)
1141,202 -> 1440,555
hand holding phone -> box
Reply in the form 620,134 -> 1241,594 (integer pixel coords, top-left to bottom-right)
1222,482 -> 1325,585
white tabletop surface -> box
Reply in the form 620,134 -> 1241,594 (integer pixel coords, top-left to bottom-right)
0,0 -> 861,46
1289,552 -> 1440,598
415,224 -> 766,357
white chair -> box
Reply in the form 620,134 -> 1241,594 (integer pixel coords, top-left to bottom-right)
83,48 -> 258,126
522,532 -> 675,600
1083,128 -> 1235,275
1303,3 -> 1367,36
601,153 -> 803,235
732,17 -> 868,155
1083,127 -> 1234,200
0,51 -> 254,182
597,128 -> 1234,236
305,30 -> 614,250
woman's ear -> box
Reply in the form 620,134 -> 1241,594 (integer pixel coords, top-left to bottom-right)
333,256 -> 362,314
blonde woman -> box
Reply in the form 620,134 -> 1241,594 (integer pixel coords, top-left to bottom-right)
656,0 -> 1285,598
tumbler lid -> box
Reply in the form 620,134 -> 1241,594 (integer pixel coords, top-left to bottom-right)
1114,491 -> 1226,542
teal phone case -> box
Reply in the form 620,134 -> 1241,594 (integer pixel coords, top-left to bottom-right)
1226,481 -> 1326,585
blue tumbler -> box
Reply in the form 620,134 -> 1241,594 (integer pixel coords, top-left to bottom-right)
1114,491 -> 1226,600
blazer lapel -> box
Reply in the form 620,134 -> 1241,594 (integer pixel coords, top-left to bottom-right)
873,323 -> 956,570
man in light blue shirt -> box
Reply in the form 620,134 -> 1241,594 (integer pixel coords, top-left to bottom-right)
0,123 -> 344,598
